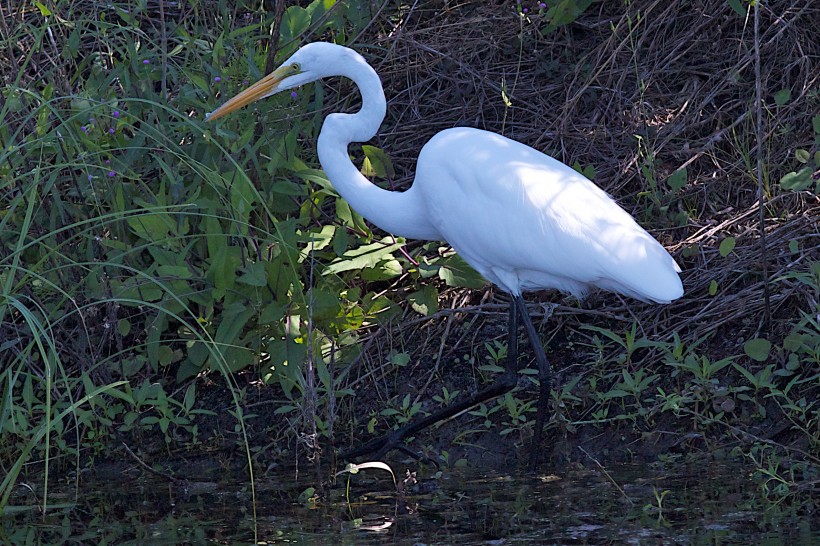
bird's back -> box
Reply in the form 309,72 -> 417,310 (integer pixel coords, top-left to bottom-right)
414,127 -> 683,303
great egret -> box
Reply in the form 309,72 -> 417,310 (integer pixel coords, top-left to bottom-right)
207,42 -> 683,465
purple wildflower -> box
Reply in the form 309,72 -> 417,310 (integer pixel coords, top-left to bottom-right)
113,110 -> 120,118
214,76 -> 221,82
143,59 -> 150,65
290,91 -> 298,99
108,171 -> 116,177
109,127 -> 115,134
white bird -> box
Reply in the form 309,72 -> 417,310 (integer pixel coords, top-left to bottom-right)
207,42 -> 683,465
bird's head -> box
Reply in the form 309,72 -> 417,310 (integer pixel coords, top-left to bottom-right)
206,42 -> 357,122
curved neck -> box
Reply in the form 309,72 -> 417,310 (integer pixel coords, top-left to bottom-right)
316,53 -> 441,240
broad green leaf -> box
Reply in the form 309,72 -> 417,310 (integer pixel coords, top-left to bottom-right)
407,285 -> 439,316
218,346 -> 255,373
583,325 -> 627,348
332,227 -> 349,256
601,389 -> 630,399
547,0 -> 594,26
266,255 -> 303,301
22,376 -> 34,409
118,319 -> 131,337
34,1 -> 52,15
780,167 -> 813,191
391,352 -> 411,366
361,258 -> 403,280
215,303 -> 255,345
157,265 -> 192,279
230,169 -> 256,229
154,156 -> 182,185
112,278 -> 163,302
438,254 -> 486,289
212,32 -> 225,63
784,330 -> 816,354
727,0 -> 746,17
182,68 -> 208,93
795,149 -> 810,163
301,225 -> 335,256
573,161 -> 596,181
667,167 -> 687,192
259,302 -> 286,324
744,338 -> 771,362
238,261 -> 268,286
708,280 -> 718,296
361,145 -> 395,179
148,246 -> 187,268
188,342 -> 210,367
66,26 -> 80,57
719,237 -> 735,257
205,217 -> 235,291
334,198 -> 370,233
316,357 -> 332,393
324,238 -> 403,275
733,365 -> 758,387
773,88 -> 791,106
158,345 -> 175,366
335,199 -> 354,226
183,383 -> 196,412
126,212 -> 174,242
271,179 -> 309,196
265,338 -> 308,396
281,6 -> 310,43
309,288 -> 343,321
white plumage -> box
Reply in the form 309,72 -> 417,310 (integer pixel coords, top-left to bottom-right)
207,42 -> 684,462
208,42 -> 683,304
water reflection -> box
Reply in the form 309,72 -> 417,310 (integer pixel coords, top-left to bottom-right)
3,462 -> 818,544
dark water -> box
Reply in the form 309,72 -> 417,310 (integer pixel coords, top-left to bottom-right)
3,461 -> 818,544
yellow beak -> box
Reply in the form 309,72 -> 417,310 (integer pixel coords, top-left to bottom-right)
206,65 -> 290,122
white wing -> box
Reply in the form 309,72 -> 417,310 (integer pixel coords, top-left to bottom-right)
415,128 -> 683,303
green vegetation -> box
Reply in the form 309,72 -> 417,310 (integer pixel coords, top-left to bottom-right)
1,0 -> 817,528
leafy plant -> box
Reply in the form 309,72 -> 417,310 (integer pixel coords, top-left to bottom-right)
779,115 -> 819,193
583,323 -> 665,365
380,393 -> 424,427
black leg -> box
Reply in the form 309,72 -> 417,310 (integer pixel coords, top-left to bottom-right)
339,304 -> 517,461
506,293 -> 520,375
339,296 -> 551,465
513,295 -> 552,468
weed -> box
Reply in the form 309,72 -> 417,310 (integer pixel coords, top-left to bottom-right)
380,394 -> 424,427
433,386 -> 461,407
643,487 -> 671,524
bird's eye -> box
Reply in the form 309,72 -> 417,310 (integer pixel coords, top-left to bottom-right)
291,63 -> 300,72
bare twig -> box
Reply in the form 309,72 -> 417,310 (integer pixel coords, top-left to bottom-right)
122,443 -> 185,484
754,0 -> 771,332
